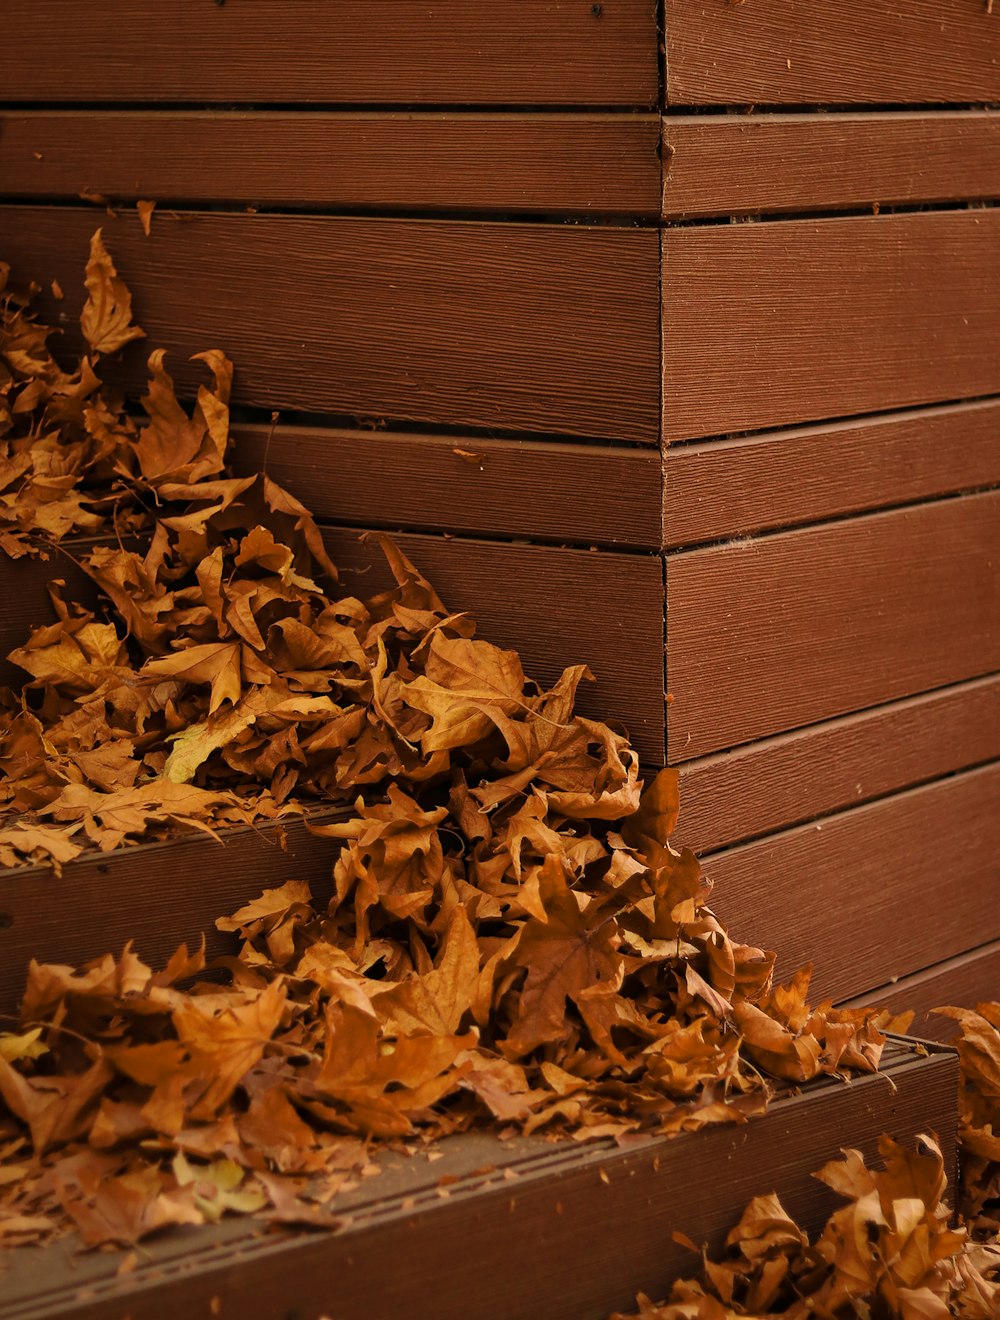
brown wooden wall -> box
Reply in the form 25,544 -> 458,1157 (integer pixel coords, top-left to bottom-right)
1,1 -> 998,1028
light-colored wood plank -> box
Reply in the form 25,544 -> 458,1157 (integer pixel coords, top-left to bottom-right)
666,492 -> 1000,761
678,674 -> 1000,855
847,939 -> 1000,1042
706,762 -> 1000,1004
0,111 -> 662,217
232,424 -> 663,549
5,1 -> 658,106
662,210 -> 1000,442
0,206 -> 660,444
663,111 -> 1000,218
664,398 -> 1000,547
665,0 -> 1000,106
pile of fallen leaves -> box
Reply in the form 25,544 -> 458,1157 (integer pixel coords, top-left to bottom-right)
0,235 -> 888,1247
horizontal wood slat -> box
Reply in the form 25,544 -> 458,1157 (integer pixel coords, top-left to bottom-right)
0,111 -> 662,218
664,0 -> 1000,105
848,940 -> 1000,1042
667,492 -> 1000,761
662,210 -> 1000,442
677,674 -> 1000,855
0,206 -> 660,444
663,111 -> 1000,218
5,1 -> 658,107
0,1048 -> 956,1320
664,398 -> 1000,547
706,761 -> 1000,1004
232,424 -> 663,548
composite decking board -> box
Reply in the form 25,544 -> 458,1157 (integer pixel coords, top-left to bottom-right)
0,817 -> 342,1019
666,491 -> 1000,761
677,673 -> 1000,856
0,111 -> 662,218
663,398 -> 1000,548
705,761 -> 1000,1004
0,1047 -> 957,1320
0,206 -> 661,445
661,210 -> 1000,443
662,111 -> 1000,217
4,1 -> 659,106
231,423 -> 663,549
663,0 -> 1000,105
848,940 -> 1000,1043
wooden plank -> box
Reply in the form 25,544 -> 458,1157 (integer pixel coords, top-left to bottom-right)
4,1 -> 658,107
231,423 -> 663,549
326,530 -> 667,764
0,1046 -> 957,1320
0,111 -> 662,218
0,206 -> 660,444
664,0 -> 1000,106
678,674 -> 1000,855
666,492 -> 1000,761
662,210 -> 1000,442
848,940 -> 1000,1042
663,111 -> 1000,218
664,398 -> 1000,548
706,762 -> 1000,1004
0,818 -> 341,1019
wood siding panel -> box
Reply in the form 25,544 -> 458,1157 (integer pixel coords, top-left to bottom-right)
0,1048 -> 956,1320
5,1 -> 658,107
664,0 -> 1000,105
667,492 -> 1000,761
706,762 -> 1000,1004
0,207 -> 660,444
662,211 -> 1000,442
848,940 -> 1000,1042
664,398 -> 1000,548
232,424 -> 663,549
0,111 -> 662,218
663,111 -> 1000,218
678,674 -> 1000,855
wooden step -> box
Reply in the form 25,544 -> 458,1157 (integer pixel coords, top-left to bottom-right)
847,939 -> 1000,1042
0,1040 -> 958,1320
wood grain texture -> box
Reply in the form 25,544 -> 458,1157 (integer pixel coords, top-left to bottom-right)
0,206 -> 660,444
666,492 -> 1000,761
678,674 -> 1000,855
0,1047 -> 956,1320
4,1 -> 658,107
706,762 -> 1000,1004
664,0 -> 1000,105
662,210 -> 1000,442
848,940 -> 1000,1042
663,111 -> 1000,218
0,111 -> 662,218
664,398 -> 1000,548
324,529 -> 667,763
231,423 -> 663,548
0,817 -> 342,1018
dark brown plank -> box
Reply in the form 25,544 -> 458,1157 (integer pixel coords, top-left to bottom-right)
0,1046 -> 956,1320
706,762 -> 1000,1004
663,111 -> 1000,218
325,530 -> 667,764
0,111 -> 662,218
0,206 -> 660,444
678,673 -> 1000,855
666,492 -> 1000,761
232,423 -> 663,548
4,1 -> 658,107
664,398 -> 1000,548
0,818 -> 341,1018
664,0 -> 1000,105
848,940 -> 1000,1042
662,210 -> 1000,442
